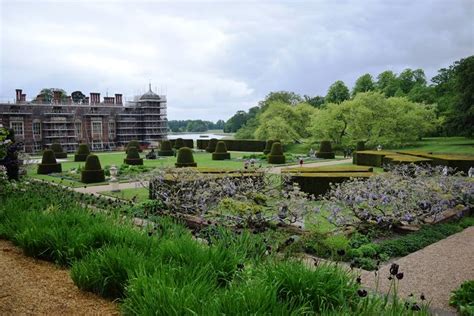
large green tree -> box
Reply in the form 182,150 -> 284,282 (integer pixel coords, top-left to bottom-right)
375,71 -> 399,97
325,80 -> 350,104
352,73 -> 375,96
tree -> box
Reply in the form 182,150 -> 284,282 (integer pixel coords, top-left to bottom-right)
304,95 -> 325,108
258,91 -> 303,110
254,101 -> 304,142
255,116 -> 300,143
224,111 -> 249,133
71,91 -> 86,104
376,71 -> 399,97
325,80 -> 350,104
352,73 -> 375,96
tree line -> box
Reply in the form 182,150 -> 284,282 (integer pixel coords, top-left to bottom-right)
168,119 -> 225,133
223,55 -> 473,146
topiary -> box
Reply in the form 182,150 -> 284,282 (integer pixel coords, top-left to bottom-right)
356,141 -> 365,151
37,149 -> 62,174
212,141 -> 231,160
267,142 -> 286,164
158,140 -> 174,156
316,140 -> 335,159
81,154 -> 105,183
74,144 -> 91,162
175,147 -> 197,167
174,138 -> 185,150
263,140 -> 274,155
126,140 -> 142,153
124,146 -> 143,165
206,138 -> 218,153
50,142 -> 67,159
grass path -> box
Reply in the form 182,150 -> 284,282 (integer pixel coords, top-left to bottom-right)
0,239 -> 118,315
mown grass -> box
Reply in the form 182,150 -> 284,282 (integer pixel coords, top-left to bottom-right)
100,187 -> 149,202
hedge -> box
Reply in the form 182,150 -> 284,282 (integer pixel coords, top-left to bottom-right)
382,154 -> 432,168
197,139 -> 266,152
281,166 -> 373,174
316,141 -> 335,159
263,140 -> 277,155
126,140 -> 143,153
268,142 -> 285,164
51,143 -> 67,159
352,150 -> 393,167
396,151 -> 474,174
37,150 -> 62,174
169,139 -> 194,149
287,172 -> 374,197
158,140 -> 174,156
175,147 -> 197,167
212,141 -> 231,160
81,155 -> 105,183
355,141 -> 365,151
74,144 -> 91,162
124,147 -> 144,165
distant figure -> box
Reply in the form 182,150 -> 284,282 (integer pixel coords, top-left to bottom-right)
377,145 -> 382,151
299,158 -> 304,167
468,167 -> 474,178
244,160 -> 249,170
348,148 -> 353,158
442,166 -> 449,176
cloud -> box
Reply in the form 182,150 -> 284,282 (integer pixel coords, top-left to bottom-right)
1,0 -> 473,121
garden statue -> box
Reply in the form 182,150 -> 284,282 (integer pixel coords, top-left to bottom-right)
377,145 -> 382,151
146,148 -> 157,159
442,166 -> 449,176
309,148 -> 315,157
110,165 -> 119,192
468,167 -> 473,178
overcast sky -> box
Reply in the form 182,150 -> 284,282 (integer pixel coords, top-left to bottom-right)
1,0 -> 473,121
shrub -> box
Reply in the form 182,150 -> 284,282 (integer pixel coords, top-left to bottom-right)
74,144 -> 90,162
126,140 -> 142,153
81,154 -> 105,183
212,141 -> 231,160
175,147 -> 197,167
267,142 -> 285,164
206,138 -> 218,153
316,141 -> 335,159
174,138 -> 185,150
170,138 -> 194,149
450,280 -> 474,316
356,141 -> 365,151
51,142 -> 67,159
158,140 -> 174,156
37,149 -> 62,174
263,140 -> 275,155
198,139 -> 266,152
124,146 -> 144,165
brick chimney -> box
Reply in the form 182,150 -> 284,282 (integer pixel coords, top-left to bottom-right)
104,97 -> 115,104
53,91 -> 61,104
90,92 -> 101,105
115,94 -> 123,105
21,94 -> 26,102
15,89 -> 22,103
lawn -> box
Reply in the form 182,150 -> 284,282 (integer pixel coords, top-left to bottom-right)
101,187 -> 149,202
397,137 -> 474,155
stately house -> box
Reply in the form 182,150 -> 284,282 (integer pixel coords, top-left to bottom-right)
0,86 -> 167,153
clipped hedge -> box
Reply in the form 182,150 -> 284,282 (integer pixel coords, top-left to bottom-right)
287,172 -> 374,197
81,154 -> 105,183
281,166 -> 373,174
174,138 -> 185,150
51,142 -> 67,159
268,142 -> 286,164
212,141 -> 231,160
74,144 -> 91,162
206,138 -> 218,153
316,141 -> 335,159
197,139 -> 266,152
158,140 -> 174,156
352,150 -> 393,167
37,149 -> 62,174
396,151 -> 474,174
124,147 -> 144,165
126,140 -> 143,153
382,154 -> 432,168
175,147 -> 197,167
169,138 -> 194,149
263,140 -> 276,155
355,141 -> 365,151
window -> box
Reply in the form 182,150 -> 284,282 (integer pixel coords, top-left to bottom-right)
75,122 -> 82,139
33,121 -> 41,138
10,121 -> 24,137
33,144 -> 43,153
92,121 -> 102,138
108,121 -> 115,139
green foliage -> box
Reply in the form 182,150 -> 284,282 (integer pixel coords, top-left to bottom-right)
41,149 -> 57,164
450,280 -> 474,316
206,138 -> 218,153
352,73 -> 375,96
175,147 -> 197,167
263,139 -> 275,155
214,141 -> 227,153
268,142 -> 285,164
82,154 -> 105,183
174,138 -> 185,149
356,141 -> 365,151
124,146 -> 144,165
212,141 -> 231,160
126,140 -> 142,153
50,143 -> 67,158
158,140 -> 174,156
325,80 -> 350,104
75,144 -> 90,161
37,150 -> 62,174
317,141 -> 334,159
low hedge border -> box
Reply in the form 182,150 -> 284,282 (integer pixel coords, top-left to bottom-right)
197,139 -> 266,152
169,139 -> 194,149
281,166 -> 373,173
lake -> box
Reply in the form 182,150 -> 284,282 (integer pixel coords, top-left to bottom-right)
167,133 -> 229,140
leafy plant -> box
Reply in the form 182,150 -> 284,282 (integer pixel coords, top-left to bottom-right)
450,280 -> 474,316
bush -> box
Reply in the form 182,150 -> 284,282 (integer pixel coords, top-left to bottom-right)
74,144 -> 90,162
81,154 -> 105,183
170,138 -> 194,149
206,138 -> 218,153
263,140 -> 275,155
212,141 -> 231,160
37,149 -> 62,174
126,140 -> 142,153
316,141 -> 335,159
356,141 -> 365,151
450,280 -> 474,316
198,139 -> 266,152
267,142 -> 285,164
175,147 -> 197,167
124,146 -> 144,165
174,138 -> 185,150
51,142 -> 67,159
158,140 -> 174,156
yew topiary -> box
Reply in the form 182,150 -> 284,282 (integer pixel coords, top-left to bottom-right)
212,141 -> 231,160
206,138 -> 218,153
126,140 -> 142,153
267,142 -> 286,164
175,147 -> 197,167
263,139 -> 274,155
174,138 -> 185,150
316,140 -> 335,159
158,140 -> 174,156
356,141 -> 365,151
37,149 -> 62,174
124,146 -> 143,165
51,142 -> 67,159
81,154 -> 105,183
74,144 -> 91,161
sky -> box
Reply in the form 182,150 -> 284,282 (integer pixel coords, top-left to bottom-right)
1,0 -> 473,121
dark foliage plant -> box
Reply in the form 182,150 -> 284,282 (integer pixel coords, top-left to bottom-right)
450,280 -> 474,316
81,154 -> 105,183
0,128 -> 20,180
212,141 -> 231,160
51,142 -> 67,159
124,146 -> 144,165
206,138 -> 218,153
268,142 -> 286,164
316,140 -> 335,159
37,149 -> 62,174
126,140 -> 142,153
174,138 -> 185,150
175,147 -> 197,167
74,144 -> 91,162
158,140 -> 174,156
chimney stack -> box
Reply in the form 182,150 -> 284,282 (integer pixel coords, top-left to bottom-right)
115,94 -> 123,105
90,92 -> 101,105
15,89 -> 22,103
53,91 -> 61,104
21,94 -> 26,102
84,97 -> 90,105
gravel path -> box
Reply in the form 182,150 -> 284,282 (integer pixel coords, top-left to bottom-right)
0,240 -> 118,315
361,227 -> 474,314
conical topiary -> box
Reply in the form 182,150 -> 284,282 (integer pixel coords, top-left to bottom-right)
263,139 -> 275,155
126,140 -> 142,153
267,142 -> 286,164
158,140 -> 174,156
81,154 -> 105,183
74,144 -> 90,161
356,141 -> 365,151
206,138 -> 218,153
174,138 -> 185,150
212,141 -> 231,160
51,142 -> 67,159
124,146 -> 143,165
175,147 -> 197,167
37,149 -> 62,174
316,140 -> 335,159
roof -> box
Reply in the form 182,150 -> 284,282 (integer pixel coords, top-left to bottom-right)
139,84 -> 161,101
